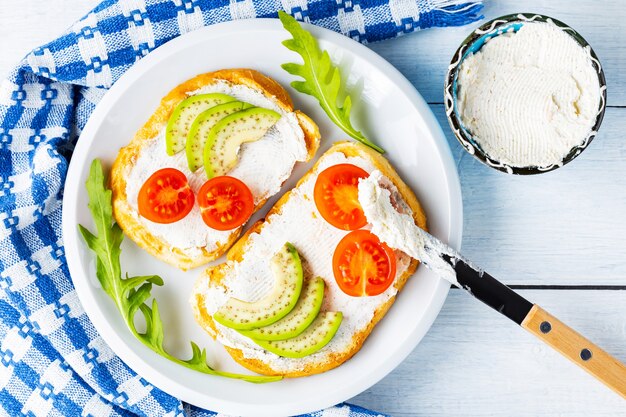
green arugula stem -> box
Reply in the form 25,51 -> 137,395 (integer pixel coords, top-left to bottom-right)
278,11 -> 385,154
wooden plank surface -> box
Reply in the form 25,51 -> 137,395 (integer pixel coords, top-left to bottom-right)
1,1 -> 625,416
351,289 -> 626,416
432,105 -> 626,286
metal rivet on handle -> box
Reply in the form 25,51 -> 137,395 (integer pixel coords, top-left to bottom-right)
540,321 -> 552,334
580,348 -> 593,361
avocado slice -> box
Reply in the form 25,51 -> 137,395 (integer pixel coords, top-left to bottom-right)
253,312 -> 343,358
203,107 -> 281,178
213,242 -> 303,330
165,93 -> 235,155
239,277 -> 325,341
185,101 -> 253,172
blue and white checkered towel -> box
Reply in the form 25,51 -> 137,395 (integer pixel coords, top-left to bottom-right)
0,1 -> 482,415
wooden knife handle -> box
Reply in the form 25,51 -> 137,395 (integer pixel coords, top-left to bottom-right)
522,304 -> 626,399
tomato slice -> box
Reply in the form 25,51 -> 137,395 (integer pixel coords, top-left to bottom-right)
333,230 -> 397,297
138,168 -> 194,224
197,176 -> 254,231
314,164 -> 369,230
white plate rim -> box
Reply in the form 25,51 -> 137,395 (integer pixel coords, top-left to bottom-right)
62,18 -> 463,416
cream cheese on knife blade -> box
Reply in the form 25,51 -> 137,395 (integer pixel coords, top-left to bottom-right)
358,171 -> 461,287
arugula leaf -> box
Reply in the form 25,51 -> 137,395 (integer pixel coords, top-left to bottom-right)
278,11 -> 385,153
79,159 -> 281,383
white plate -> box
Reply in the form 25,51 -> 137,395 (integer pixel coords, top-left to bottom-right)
63,19 -> 462,417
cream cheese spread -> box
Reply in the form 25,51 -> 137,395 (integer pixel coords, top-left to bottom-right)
456,21 -> 601,168
358,171 -> 459,287
198,153 -> 413,372
125,81 -> 308,254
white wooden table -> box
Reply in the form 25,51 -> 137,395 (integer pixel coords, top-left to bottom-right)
2,1 -> 624,415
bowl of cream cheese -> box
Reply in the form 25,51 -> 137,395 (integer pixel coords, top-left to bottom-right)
444,13 -> 607,174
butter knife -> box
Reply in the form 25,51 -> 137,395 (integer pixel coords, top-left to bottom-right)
359,172 -> 626,399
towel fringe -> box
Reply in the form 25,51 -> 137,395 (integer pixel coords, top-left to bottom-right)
425,1 -> 484,27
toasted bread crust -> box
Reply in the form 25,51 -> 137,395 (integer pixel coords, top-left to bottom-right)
192,141 -> 427,376
111,69 -> 320,270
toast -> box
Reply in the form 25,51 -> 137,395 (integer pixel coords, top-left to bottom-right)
191,142 -> 427,377
111,69 -> 320,270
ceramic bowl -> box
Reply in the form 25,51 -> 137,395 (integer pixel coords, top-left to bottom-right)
444,13 -> 607,175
